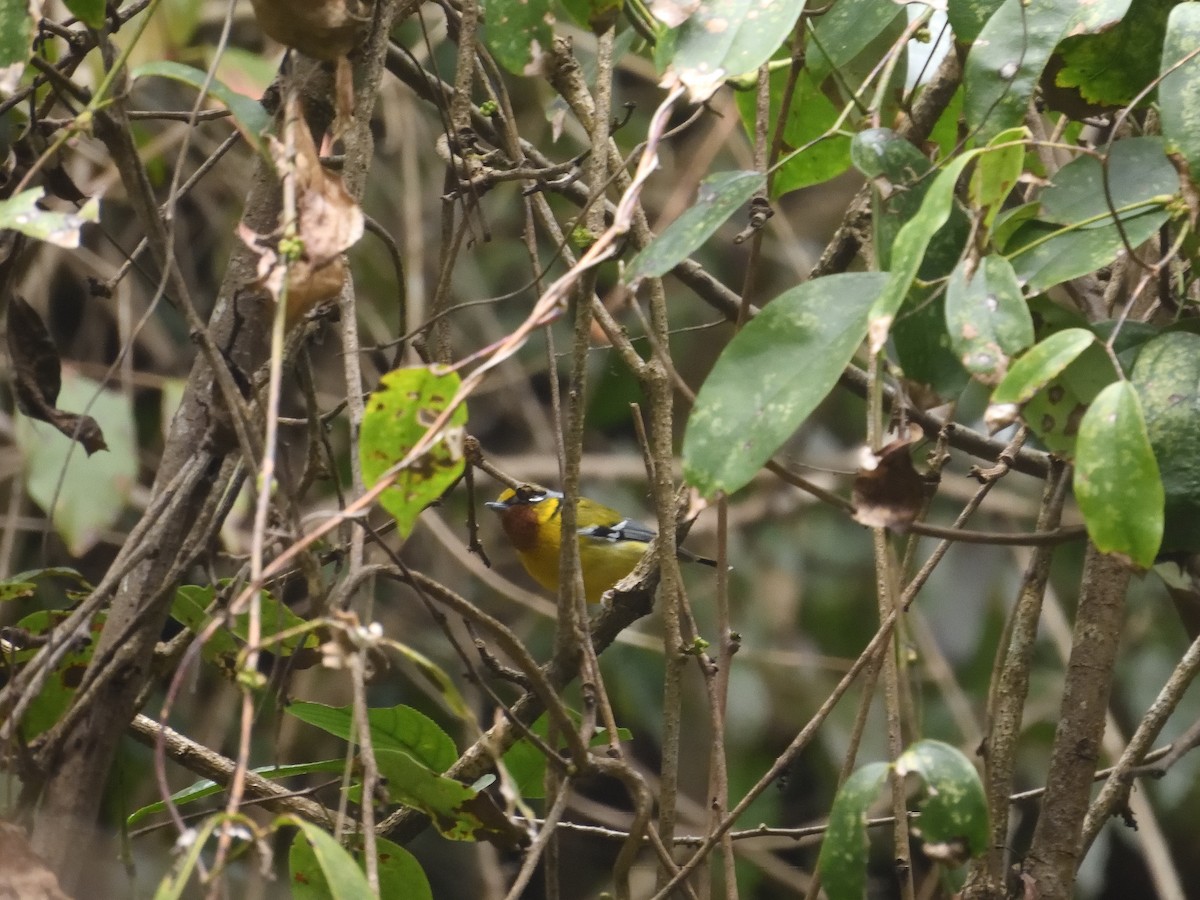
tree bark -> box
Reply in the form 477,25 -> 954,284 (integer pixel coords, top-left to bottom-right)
28,5 -> 402,886
1023,543 -> 1130,900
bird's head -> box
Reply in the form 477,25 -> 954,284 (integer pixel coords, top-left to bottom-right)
486,485 -> 562,549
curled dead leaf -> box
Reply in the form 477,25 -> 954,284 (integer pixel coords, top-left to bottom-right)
238,97 -> 363,324
6,296 -> 108,455
852,437 -> 927,531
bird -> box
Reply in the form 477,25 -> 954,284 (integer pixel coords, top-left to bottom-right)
486,484 -> 718,604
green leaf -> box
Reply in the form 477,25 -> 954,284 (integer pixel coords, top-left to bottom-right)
808,0 -> 905,80
130,61 -> 271,153
625,171 -> 764,282
867,151 -> 980,352
1161,2 -> 1200,178
1053,0 -> 1174,109
169,584 -> 318,669
288,819 -> 373,900
742,63 -> 851,196
502,713 -> 632,798
684,272 -> 889,497
374,837 -> 434,900
852,128 -> 972,398
0,0 -> 33,75
969,127 -> 1028,228
1020,342 -> 1111,456
9,609 -> 104,738
896,740 -> 989,860
371,748 -> 526,848
0,580 -> 36,602
991,200 -> 1041,251
64,0 -> 106,29
945,255 -> 1033,384
1131,331 -> 1200,554
359,366 -> 468,538
1039,137 -> 1177,227
0,190 -> 100,247
852,127 -> 967,275
482,0 -> 554,74
666,0 -> 805,100
947,0 -> 1006,44
15,372 -> 137,556
989,328 -> 1096,407
816,761 -> 890,900
153,815 -> 220,900
387,641 -> 472,721
892,288 -> 970,400
1074,380 -> 1163,567
287,701 -> 458,772
1006,209 -> 1169,293
963,0 -> 1131,142
127,760 -> 347,827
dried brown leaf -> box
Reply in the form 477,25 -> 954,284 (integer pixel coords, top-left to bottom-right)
852,438 -> 927,531
6,296 -> 108,456
7,294 -> 62,414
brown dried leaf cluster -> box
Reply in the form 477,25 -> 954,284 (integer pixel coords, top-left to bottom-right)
851,438 -> 926,531
239,98 -> 364,326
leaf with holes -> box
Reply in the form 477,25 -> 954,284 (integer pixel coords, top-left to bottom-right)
360,367 -> 468,537
945,255 -> 1033,384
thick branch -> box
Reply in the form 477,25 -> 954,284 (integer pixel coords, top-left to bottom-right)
27,6 -> 403,884
1023,545 -> 1130,900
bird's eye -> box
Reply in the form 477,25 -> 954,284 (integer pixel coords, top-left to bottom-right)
515,486 -> 545,504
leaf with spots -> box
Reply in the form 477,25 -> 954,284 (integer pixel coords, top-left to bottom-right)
359,367 -> 468,538
1038,137 -> 1177,228
0,189 -> 99,248
662,0 -> 806,101
896,740 -> 989,865
7,609 -> 106,740
1018,341 -> 1111,457
1074,380 -> 1163,568
816,761 -> 889,900
1006,209 -> 1169,294
683,272 -> 887,497
963,0 -> 1131,143
0,0 -> 34,87
483,0 -> 555,75
288,819 -> 374,900
987,328 -> 1096,411
625,170 -> 764,283
945,255 -> 1033,385
867,150 -> 978,354
291,833 -> 432,900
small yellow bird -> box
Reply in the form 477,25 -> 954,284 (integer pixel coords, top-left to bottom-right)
486,485 -> 718,603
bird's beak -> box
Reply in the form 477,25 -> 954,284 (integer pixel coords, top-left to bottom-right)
485,500 -> 507,511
